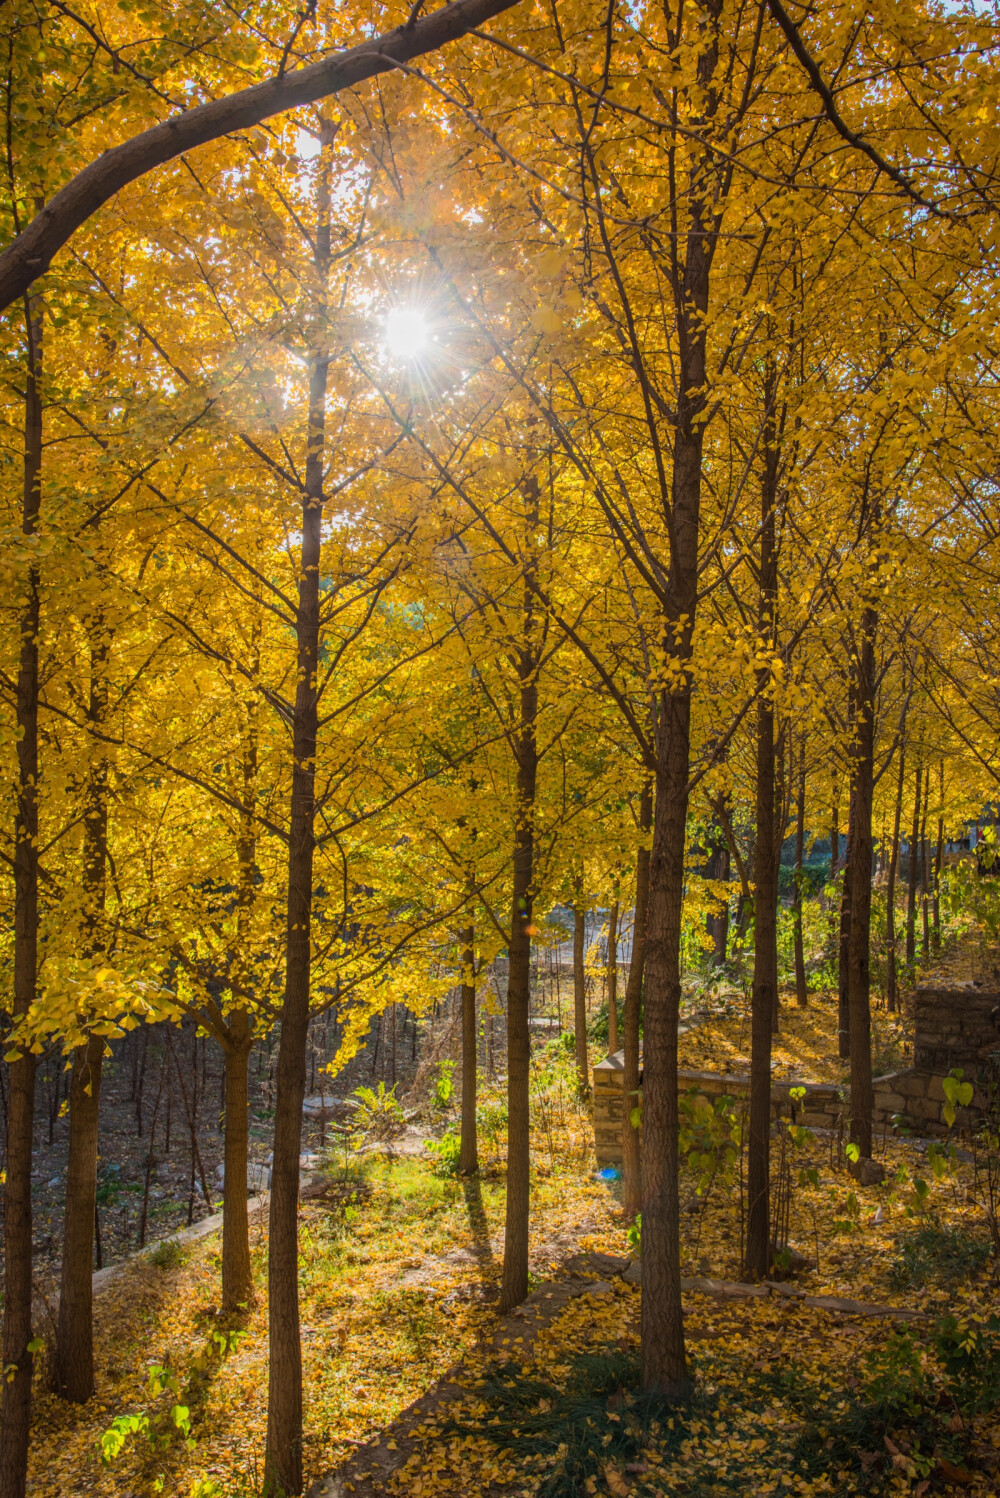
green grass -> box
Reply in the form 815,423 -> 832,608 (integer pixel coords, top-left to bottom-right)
888,1222 -> 992,1290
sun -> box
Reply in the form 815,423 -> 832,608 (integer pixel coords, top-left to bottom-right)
384,306 -> 430,361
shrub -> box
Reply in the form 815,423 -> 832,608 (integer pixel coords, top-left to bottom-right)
352,1082 -> 405,1142
433,1059 -> 455,1111
425,1128 -> 462,1177
147,1239 -> 187,1271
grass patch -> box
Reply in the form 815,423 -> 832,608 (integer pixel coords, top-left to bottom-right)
888,1222 -> 992,1290
145,1239 -> 187,1271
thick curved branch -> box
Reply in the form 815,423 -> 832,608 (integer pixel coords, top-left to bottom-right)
0,0 -> 520,310
764,0 -> 946,219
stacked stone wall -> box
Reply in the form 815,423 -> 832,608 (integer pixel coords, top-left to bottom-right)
592,985 -> 1000,1168
911,985 -> 1000,1074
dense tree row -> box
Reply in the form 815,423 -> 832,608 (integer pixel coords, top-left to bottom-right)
3,0 -> 1000,1494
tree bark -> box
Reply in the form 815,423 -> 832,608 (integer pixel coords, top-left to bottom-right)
746,383 -> 779,1282
932,762 -> 944,952
837,783 -> 855,1061
264,153 -> 331,1492
905,764 -> 921,967
572,882 -> 588,1094
499,480 -> 539,1316
56,620 -> 110,1401
886,740 -> 906,1014
793,739 -> 808,1008
606,895 -> 620,1054
55,1033 -> 104,1401
704,814 -> 730,966
1,289 -> 42,1498
222,1013 -> 254,1312
920,766 -> 930,958
641,120 -> 721,1389
847,613 -> 876,1160
459,924 -> 478,1176
622,783 -> 651,1223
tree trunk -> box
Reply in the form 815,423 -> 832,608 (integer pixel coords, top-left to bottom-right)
606,895 -> 620,1054
499,482 -> 539,1316
847,614 -> 876,1160
746,389 -> 779,1282
459,925 -> 478,1176
642,688 -> 690,1396
264,161 -> 331,1490
920,766 -> 930,958
771,726 -> 787,1036
886,740 -> 906,1014
1,289 -> 42,1498
704,813 -> 730,966
222,1014 -> 254,1312
932,762 -> 944,952
837,783 -> 855,1061
55,1035 -> 104,1400
640,200 -> 720,1394
793,738 -> 808,1008
622,784 -> 651,1223
56,619 -> 110,1401
905,764 -> 921,967
572,882 -> 588,1094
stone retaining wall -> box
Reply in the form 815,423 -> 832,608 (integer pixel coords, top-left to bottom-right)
912,985 -> 1000,1074
593,984 -> 1000,1168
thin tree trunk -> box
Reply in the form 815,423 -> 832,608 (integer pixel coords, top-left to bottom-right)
704,808 -> 730,967
459,924 -> 478,1176
572,879 -> 588,1094
0,288 -> 42,1498
886,740 -> 906,1014
55,1034 -> 104,1400
623,783 -> 651,1223
932,761 -> 944,952
499,480 -> 539,1316
641,218 -> 719,1396
56,619 -> 110,1401
264,339 -> 326,1497
920,766 -> 930,958
905,764 -> 921,967
793,738 -> 808,1007
837,783 -> 855,1061
746,385 -> 779,1281
771,725 -> 786,1036
606,894 -> 620,1054
138,1057 -> 167,1248
221,1014 -> 254,1311
847,614 -> 876,1160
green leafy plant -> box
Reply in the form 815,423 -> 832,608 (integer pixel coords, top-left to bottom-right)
943,1067 -> 974,1129
433,1059 -> 455,1111
352,1081 -> 405,1142
425,1127 -> 462,1176
933,1312 -> 1000,1414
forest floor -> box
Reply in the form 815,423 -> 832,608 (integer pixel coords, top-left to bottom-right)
27,1044 -> 1000,1498
24,943 -> 1000,1497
